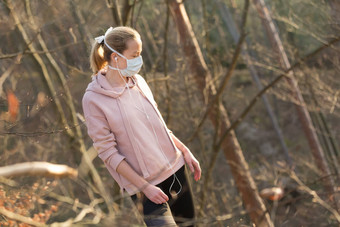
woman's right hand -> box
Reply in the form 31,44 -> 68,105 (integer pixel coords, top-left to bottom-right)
142,184 -> 169,204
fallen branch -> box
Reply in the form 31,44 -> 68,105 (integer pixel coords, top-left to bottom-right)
0,162 -> 78,178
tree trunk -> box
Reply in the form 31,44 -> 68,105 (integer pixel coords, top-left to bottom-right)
167,1 -> 273,226
252,0 -> 339,212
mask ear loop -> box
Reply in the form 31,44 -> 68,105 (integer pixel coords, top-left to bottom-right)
104,38 -> 128,60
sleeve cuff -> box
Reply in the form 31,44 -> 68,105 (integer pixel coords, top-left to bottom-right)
108,152 -> 126,172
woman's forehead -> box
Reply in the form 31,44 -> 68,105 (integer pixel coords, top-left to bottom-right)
126,38 -> 142,52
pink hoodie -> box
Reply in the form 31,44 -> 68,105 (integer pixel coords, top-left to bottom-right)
82,72 -> 185,195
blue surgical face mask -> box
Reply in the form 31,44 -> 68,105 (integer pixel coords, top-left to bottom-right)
104,39 -> 143,77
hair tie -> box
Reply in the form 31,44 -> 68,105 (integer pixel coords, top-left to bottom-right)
94,35 -> 104,44
94,27 -> 114,44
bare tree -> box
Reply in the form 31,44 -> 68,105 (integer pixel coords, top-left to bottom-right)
167,0 -> 273,226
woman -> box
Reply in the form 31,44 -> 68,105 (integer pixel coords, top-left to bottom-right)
82,26 -> 201,226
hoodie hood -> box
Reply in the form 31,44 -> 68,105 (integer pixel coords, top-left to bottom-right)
85,71 -> 136,98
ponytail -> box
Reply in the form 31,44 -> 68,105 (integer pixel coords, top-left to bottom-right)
90,41 -> 106,73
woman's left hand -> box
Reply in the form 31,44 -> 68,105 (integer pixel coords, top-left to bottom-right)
182,148 -> 201,181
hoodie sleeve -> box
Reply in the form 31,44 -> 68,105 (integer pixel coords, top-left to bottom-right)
82,96 -> 125,171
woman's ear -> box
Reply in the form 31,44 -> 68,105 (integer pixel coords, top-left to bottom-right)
110,53 -> 118,62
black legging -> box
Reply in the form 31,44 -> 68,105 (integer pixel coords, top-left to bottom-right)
131,164 -> 195,227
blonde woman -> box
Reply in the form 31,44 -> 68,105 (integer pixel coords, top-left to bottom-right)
82,26 -> 201,226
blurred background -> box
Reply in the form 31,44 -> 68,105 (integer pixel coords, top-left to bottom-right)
0,0 -> 339,226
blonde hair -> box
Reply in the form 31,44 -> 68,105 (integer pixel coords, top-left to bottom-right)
90,26 -> 141,73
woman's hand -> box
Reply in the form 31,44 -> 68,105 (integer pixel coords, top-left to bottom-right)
182,148 -> 201,181
142,183 -> 169,204
116,161 -> 168,204
170,133 -> 201,181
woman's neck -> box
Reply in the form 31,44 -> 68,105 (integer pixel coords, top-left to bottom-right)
105,68 -> 129,87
